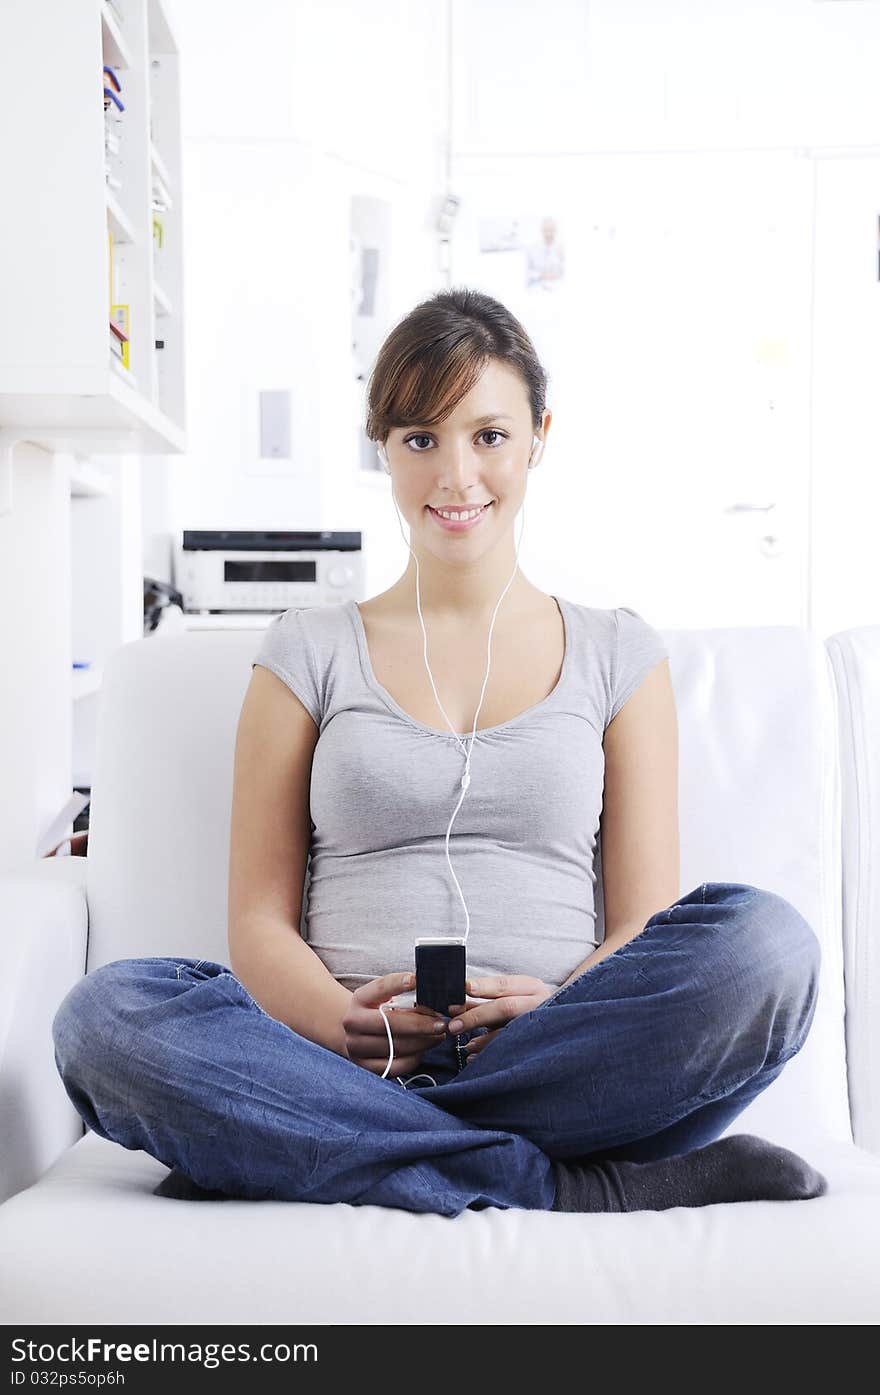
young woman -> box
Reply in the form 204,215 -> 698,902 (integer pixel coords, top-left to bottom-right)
52,288 -> 827,1216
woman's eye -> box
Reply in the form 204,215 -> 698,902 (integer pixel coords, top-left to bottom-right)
404,430 -> 507,451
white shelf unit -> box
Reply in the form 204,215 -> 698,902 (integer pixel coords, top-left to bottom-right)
0,0 -> 186,460
69,456 -> 113,497
0,0 -> 187,866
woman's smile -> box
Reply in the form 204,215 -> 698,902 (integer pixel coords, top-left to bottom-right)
426,502 -> 494,531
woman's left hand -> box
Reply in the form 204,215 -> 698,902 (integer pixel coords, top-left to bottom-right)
446,974 -> 555,1059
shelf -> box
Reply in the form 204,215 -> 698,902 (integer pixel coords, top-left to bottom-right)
110,355 -> 138,388
149,139 -> 171,188
0,369 -> 185,454
106,190 -> 137,244
0,1 -> 186,467
101,1 -> 133,70
147,0 -> 177,52
153,280 -> 172,316
151,171 -> 173,212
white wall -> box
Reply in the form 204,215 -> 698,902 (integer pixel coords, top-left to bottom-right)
454,0 -> 880,154
155,0 -> 449,601
446,0 -> 880,629
809,152 -> 880,638
158,0 -> 880,630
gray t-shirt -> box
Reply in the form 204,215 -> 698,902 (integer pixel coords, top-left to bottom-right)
252,596 -> 669,993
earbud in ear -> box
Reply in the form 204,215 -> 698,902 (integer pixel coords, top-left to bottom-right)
528,435 -> 544,469
378,443 -> 391,474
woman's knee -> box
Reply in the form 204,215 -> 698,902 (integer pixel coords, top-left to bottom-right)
734,885 -> 819,981
52,958 -> 170,1088
702,882 -> 822,1039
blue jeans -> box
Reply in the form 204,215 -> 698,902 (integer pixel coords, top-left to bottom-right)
51,883 -> 821,1218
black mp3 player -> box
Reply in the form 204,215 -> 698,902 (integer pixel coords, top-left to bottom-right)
415,937 -> 467,1018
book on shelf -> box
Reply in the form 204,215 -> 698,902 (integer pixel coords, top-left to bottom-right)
110,303 -> 130,370
103,63 -> 124,189
103,65 -> 123,113
152,214 -> 166,281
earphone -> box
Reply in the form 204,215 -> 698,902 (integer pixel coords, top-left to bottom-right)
375,432 -> 544,1085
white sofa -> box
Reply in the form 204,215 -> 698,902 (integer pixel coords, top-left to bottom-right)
1,618 -> 879,1325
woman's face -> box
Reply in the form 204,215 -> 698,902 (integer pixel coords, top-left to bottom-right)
383,359 -> 551,545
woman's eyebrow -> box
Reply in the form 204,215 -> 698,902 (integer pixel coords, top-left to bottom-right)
407,413 -> 514,430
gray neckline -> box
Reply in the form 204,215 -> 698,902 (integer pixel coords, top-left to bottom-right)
346,594 -> 572,740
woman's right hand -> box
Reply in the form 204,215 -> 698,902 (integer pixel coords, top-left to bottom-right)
341,971 -> 448,1076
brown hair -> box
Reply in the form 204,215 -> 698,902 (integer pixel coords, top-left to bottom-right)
364,286 -> 548,444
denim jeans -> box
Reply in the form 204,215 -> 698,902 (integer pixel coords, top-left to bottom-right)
51,883 -> 821,1218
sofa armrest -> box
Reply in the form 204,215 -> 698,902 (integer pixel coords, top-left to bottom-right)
828,625 -> 880,1156
0,862 -> 89,1206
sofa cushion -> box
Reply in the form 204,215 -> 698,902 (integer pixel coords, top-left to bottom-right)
1,1130 -> 878,1324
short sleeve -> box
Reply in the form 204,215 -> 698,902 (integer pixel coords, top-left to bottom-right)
251,608 -> 322,726
608,606 -> 670,725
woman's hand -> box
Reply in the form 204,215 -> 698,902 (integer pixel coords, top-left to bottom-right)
446,974 -> 555,1060
341,971 -> 447,1076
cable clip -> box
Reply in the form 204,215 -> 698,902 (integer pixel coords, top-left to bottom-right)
460,770 -> 470,791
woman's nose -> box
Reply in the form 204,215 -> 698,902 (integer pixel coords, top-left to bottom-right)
439,446 -> 481,486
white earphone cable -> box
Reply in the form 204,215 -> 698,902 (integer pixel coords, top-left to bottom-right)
375,434 -> 541,1084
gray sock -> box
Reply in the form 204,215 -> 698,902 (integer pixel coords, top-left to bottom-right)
550,1133 -> 828,1213
153,1168 -> 234,1201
